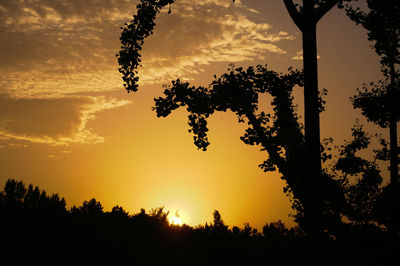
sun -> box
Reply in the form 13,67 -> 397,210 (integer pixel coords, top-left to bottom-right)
169,210 -> 183,226
169,216 -> 182,226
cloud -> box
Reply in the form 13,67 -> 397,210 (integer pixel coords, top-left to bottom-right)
0,0 -> 295,146
0,0 -> 135,97
0,94 -> 130,145
292,50 -> 321,60
138,0 -> 296,84
0,70 -> 124,98
0,0 -> 296,98
0,0 -> 131,146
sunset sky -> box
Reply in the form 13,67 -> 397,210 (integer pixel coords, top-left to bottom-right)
0,0 -> 387,229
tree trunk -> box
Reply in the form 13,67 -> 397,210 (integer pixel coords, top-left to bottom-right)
302,11 -> 323,252
389,62 -> 399,236
389,63 -> 398,185
283,0 -> 327,259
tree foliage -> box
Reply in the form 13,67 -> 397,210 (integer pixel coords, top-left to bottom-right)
346,0 -> 400,235
346,0 -> 400,69
117,0 -> 174,92
1,179 -> 66,214
71,198 -> 104,215
331,124 -> 383,225
347,0 -> 400,127
154,65 -> 315,224
351,79 -> 400,128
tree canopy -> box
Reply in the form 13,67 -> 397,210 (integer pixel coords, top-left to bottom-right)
346,0 -> 400,237
346,0 -> 400,69
351,79 -> 400,128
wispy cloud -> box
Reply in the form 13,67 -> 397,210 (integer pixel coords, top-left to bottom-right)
0,94 -> 130,145
0,0 -> 133,146
0,0 -> 295,147
292,50 -> 321,60
0,0 -> 296,97
0,0 -> 134,98
138,0 -> 296,84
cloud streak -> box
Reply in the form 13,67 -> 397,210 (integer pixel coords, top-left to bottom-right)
138,0 -> 295,84
0,0 -> 134,98
0,94 -> 130,145
0,0 -> 295,147
0,0 -> 296,97
291,50 -> 321,60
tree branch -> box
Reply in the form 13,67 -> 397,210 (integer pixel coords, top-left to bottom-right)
245,111 -> 287,177
314,0 -> 339,23
283,0 -> 303,31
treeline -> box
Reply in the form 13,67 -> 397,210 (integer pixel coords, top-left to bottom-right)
0,179 -> 391,265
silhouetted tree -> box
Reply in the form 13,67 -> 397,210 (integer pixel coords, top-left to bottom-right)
241,223 -> 259,238
333,124 -> 383,225
117,1 -> 321,235
346,0 -> 400,235
0,179 -> 66,215
152,65 -> 327,232
0,179 -> 69,263
3,179 -> 26,203
110,205 -> 129,217
117,4 -> 396,263
117,1 -> 363,249
263,220 -> 288,240
282,0 -> 352,244
211,210 -> 229,236
71,198 -> 104,216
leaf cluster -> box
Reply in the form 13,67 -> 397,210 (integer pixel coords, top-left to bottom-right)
155,65 -> 306,188
117,0 -> 174,92
153,65 -> 339,227
329,123 -> 384,225
351,78 -> 400,128
346,0 -> 400,68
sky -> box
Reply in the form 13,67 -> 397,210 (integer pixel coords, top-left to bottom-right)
0,0 -> 388,229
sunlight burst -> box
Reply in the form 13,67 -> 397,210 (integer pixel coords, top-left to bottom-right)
169,216 -> 182,226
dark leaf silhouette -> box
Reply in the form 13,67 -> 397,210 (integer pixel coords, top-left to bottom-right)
346,0 -> 400,236
117,0 -> 174,93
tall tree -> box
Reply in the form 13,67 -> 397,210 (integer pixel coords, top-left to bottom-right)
346,0 -> 400,234
282,0 -> 351,243
117,1 -> 309,226
117,1 -> 347,252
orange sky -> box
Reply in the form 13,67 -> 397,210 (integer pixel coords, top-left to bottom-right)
0,0 -> 388,229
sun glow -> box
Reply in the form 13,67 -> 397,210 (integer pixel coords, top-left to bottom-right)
169,215 -> 183,226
